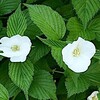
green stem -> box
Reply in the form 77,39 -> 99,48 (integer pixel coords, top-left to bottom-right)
52,69 -> 64,74
24,91 -> 29,100
12,90 -> 21,100
54,70 -> 64,74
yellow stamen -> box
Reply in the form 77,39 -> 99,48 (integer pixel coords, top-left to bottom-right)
92,96 -> 98,100
11,45 -> 20,52
73,48 -> 80,57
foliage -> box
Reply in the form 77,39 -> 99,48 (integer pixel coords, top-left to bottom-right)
0,0 -> 100,100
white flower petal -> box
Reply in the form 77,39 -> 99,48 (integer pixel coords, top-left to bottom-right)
0,47 -> 14,57
78,37 -> 96,59
62,43 -> 73,58
0,35 -> 32,62
10,55 -> 27,62
0,37 -> 9,43
10,35 -> 32,46
10,34 -> 22,40
62,37 -> 96,73
21,36 -> 32,46
63,54 -> 90,73
87,91 -> 99,100
20,43 -> 31,55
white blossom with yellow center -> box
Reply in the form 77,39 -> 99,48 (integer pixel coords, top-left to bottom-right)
62,37 -> 96,73
87,91 -> 99,100
0,35 -> 32,62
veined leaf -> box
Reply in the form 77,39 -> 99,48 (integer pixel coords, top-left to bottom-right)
0,0 -> 20,15
0,84 -> 9,100
51,47 -> 67,70
38,36 -> 69,48
7,5 -> 27,37
88,17 -> 100,41
67,17 -> 95,41
68,90 -> 90,100
65,61 -> 100,97
29,40 -> 50,63
84,61 -> 100,85
0,61 -> 20,98
29,70 -> 56,100
23,10 -> 42,40
34,57 -> 52,72
65,73 -> 90,97
9,59 -> 34,99
72,0 -> 100,28
25,4 -> 66,40
94,50 -> 100,60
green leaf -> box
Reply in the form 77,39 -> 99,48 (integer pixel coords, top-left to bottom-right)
25,4 -> 66,40
84,61 -> 100,86
23,10 -> 42,40
67,17 -> 95,41
64,63 -> 99,98
25,23 -> 42,40
68,90 -> 89,100
94,50 -> 100,60
97,93 -> 100,99
72,0 -> 100,28
56,4 -> 74,19
88,17 -> 100,41
0,84 -> 9,100
38,36 -> 69,48
34,57 -> 52,72
9,59 -> 34,98
7,5 -> 27,37
0,61 -> 20,98
0,0 -> 20,16
51,47 -> 68,70
29,70 -> 56,100
29,40 -> 50,63
65,73 -> 90,97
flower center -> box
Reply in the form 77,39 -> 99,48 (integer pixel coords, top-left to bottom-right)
73,48 -> 80,57
92,96 -> 98,100
11,45 -> 20,52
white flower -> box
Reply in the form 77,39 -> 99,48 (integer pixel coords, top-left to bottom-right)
62,37 -> 96,73
0,35 -> 32,62
87,91 -> 99,100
